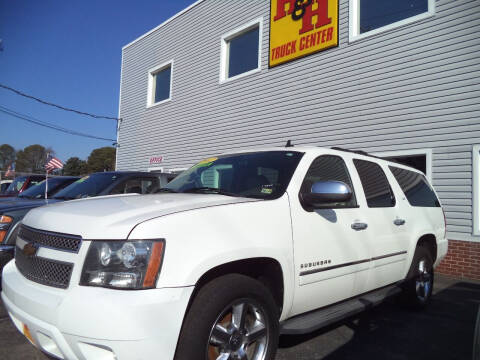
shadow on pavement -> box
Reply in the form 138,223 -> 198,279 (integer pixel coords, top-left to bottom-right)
278,280 -> 480,360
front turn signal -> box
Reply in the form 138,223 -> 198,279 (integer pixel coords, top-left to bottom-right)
0,215 -> 13,243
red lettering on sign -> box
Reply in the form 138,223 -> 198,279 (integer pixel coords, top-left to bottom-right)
274,0 -> 296,21
326,26 -> 333,41
299,0 -> 331,34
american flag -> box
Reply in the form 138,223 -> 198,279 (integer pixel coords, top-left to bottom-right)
45,155 -> 63,172
5,162 -> 15,177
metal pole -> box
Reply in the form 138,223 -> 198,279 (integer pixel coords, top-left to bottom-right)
45,153 -> 49,200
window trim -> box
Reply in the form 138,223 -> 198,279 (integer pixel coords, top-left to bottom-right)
348,0 -> 435,42
473,145 -> 480,236
219,17 -> 263,84
146,60 -> 173,108
372,149 -> 432,182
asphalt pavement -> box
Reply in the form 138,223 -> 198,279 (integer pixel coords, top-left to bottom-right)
0,275 -> 478,360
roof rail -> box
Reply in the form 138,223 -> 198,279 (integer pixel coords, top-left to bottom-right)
330,147 -> 385,160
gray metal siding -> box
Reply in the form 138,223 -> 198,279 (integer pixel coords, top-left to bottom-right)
118,0 -> 480,241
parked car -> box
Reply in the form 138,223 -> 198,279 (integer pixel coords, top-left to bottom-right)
0,180 -> 12,194
0,176 -> 79,273
0,171 -> 159,280
0,175 -> 45,198
1,147 -> 447,360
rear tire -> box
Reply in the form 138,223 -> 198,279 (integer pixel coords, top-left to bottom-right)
402,246 -> 434,308
175,274 -> 279,360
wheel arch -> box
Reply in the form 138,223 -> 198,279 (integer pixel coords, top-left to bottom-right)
416,233 -> 437,263
186,257 -> 285,315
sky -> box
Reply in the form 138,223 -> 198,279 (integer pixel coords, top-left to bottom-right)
0,0 -> 196,162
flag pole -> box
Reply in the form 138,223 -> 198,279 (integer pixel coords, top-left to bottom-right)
45,153 -> 49,200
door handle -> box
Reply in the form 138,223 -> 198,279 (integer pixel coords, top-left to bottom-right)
394,219 -> 406,226
351,222 -> 368,231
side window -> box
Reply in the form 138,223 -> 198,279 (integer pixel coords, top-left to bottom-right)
301,155 -> 357,208
389,166 -> 440,207
354,159 -> 395,208
111,178 -> 159,195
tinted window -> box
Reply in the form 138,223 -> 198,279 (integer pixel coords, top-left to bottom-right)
18,177 -> 77,199
53,173 -> 123,200
228,26 -> 259,78
110,178 -> 159,195
154,66 -> 171,103
5,177 -> 27,195
360,0 -> 429,34
390,166 -> 440,207
164,151 -> 303,199
354,159 -> 395,208
301,155 -> 357,207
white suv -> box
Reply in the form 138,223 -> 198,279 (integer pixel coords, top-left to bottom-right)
1,147 -> 448,360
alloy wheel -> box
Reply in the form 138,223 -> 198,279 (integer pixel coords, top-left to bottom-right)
207,300 -> 269,360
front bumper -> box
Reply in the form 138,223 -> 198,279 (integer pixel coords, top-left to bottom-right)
0,245 -> 14,286
1,261 -> 193,360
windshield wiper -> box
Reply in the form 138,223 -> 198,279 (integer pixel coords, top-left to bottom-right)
182,187 -> 238,197
155,188 -> 178,193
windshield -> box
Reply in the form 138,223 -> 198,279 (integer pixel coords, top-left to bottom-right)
18,178 -> 76,199
53,173 -> 121,200
5,177 -> 27,195
163,151 -> 304,199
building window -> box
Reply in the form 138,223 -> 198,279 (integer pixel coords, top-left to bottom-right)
473,145 -> 480,236
372,149 -> 432,182
220,18 -> 263,83
349,0 -> 435,41
147,60 -> 173,107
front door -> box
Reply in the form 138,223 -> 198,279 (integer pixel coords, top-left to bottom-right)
289,154 -> 371,316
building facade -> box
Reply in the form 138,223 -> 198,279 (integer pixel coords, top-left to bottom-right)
117,0 -> 480,279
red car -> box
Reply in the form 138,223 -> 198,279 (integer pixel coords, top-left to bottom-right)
0,175 -> 46,198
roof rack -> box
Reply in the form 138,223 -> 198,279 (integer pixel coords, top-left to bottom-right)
330,147 -> 386,161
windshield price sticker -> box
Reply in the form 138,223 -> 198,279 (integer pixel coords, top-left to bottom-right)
269,0 -> 339,67
194,157 -> 218,169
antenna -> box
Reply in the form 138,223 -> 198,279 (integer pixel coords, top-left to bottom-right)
285,140 -> 294,148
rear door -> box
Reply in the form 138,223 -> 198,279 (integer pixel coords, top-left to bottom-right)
352,159 -> 409,290
290,154 -> 371,316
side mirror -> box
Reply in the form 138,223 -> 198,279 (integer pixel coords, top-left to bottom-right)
300,180 -> 352,208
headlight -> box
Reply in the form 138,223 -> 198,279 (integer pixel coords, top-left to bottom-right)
0,215 -> 13,243
80,240 -> 165,289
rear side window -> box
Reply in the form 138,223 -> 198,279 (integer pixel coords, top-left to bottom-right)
301,155 -> 357,208
389,166 -> 440,207
354,159 -> 395,208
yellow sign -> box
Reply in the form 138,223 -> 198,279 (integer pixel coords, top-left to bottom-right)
269,0 -> 339,67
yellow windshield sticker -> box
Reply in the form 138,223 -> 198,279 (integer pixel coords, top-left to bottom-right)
194,157 -> 218,168
261,187 -> 273,194
76,176 -> 89,183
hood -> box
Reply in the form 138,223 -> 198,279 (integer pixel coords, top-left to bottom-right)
23,193 -> 260,239
0,198 -> 62,213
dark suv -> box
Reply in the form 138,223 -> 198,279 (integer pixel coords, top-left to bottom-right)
0,171 -> 160,277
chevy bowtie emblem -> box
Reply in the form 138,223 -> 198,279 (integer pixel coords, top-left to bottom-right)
23,242 -> 38,257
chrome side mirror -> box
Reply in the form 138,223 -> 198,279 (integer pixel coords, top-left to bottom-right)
300,180 -> 352,208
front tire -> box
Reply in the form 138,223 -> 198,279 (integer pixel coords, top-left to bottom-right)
175,274 -> 279,360
402,246 -> 434,308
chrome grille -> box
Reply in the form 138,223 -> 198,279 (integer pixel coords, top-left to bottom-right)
15,246 -> 73,289
19,225 -> 82,252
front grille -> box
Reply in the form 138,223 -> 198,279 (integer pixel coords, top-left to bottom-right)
19,225 -> 82,252
15,246 -> 73,289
